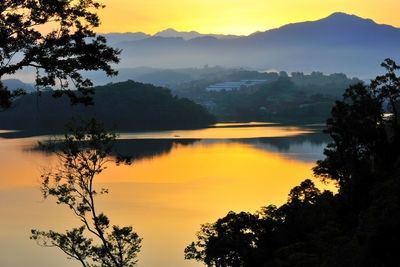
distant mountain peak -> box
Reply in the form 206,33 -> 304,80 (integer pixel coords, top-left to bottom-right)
249,11 -> 389,39
157,28 -> 179,34
156,28 -> 203,34
154,28 -> 203,40
326,12 -> 355,18
321,12 -> 375,24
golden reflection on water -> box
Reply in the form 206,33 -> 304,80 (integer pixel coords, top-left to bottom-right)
120,125 -> 313,139
0,137 -> 55,188
98,142 -> 316,196
213,122 -> 277,127
0,125 -> 331,267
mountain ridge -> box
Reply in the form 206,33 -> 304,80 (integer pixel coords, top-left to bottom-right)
105,12 -> 400,79
100,12 -> 400,44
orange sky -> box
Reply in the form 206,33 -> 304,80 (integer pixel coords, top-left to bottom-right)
96,0 -> 400,35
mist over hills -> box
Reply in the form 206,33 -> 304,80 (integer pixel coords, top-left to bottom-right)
153,28 -> 240,40
1,79 -> 34,92
102,12 -> 400,79
102,32 -> 151,45
83,66 -> 247,87
101,28 -> 240,44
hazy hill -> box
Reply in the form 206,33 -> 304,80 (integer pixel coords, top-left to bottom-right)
154,28 -> 239,40
100,28 -> 239,45
1,79 -> 35,92
100,32 -> 151,45
112,12 -> 400,79
83,66 -> 245,87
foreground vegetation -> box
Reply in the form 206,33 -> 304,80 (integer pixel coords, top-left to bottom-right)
185,59 -> 400,266
31,118 -> 142,267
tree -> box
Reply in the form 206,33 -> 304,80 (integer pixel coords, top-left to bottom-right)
313,59 -> 400,207
312,58 -> 400,265
184,179 -> 330,267
313,82 -> 385,191
184,212 -> 261,267
0,0 -> 120,109
185,59 -> 400,266
370,58 -> 400,140
30,118 -> 142,267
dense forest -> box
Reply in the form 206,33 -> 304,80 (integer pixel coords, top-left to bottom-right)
184,59 -> 400,266
0,80 -> 216,136
174,71 -> 361,123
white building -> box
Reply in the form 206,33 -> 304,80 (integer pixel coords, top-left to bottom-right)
205,79 -> 268,92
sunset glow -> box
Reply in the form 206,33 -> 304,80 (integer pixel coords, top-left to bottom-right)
97,0 -> 400,35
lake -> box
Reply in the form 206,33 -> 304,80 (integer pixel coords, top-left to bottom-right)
0,123 -> 331,267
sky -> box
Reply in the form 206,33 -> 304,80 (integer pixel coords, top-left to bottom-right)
96,0 -> 400,35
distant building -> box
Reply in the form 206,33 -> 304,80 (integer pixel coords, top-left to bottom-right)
203,101 -> 217,110
205,79 -> 268,92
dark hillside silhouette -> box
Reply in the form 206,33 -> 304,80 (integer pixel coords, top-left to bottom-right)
0,81 -> 216,135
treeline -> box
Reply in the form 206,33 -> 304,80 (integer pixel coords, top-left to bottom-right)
175,71 -> 360,123
0,80 -> 216,135
185,59 -> 400,266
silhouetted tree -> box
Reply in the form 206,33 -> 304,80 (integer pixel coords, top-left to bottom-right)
371,58 -> 400,139
185,59 -> 400,267
313,83 -> 384,189
0,0 -> 120,109
312,58 -> 400,265
184,179 -> 332,267
30,118 -> 141,267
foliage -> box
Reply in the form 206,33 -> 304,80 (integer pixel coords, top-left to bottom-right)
371,58 -> 400,139
0,0 -> 120,109
30,118 -> 141,267
185,59 -> 400,266
185,179 -> 336,267
313,83 -> 384,189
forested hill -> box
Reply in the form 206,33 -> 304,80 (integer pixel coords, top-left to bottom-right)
0,80 -> 216,136
176,72 -> 361,123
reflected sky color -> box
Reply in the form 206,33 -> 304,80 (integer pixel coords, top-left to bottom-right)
0,124 -> 333,267
213,122 -> 277,127
120,125 -> 313,139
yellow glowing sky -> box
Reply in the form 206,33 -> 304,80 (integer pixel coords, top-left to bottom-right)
96,0 -> 400,35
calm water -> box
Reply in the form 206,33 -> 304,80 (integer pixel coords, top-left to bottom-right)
0,123 -> 331,267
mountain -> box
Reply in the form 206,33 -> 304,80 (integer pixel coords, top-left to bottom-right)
111,12 -> 400,79
154,28 -> 204,40
2,79 -> 35,92
100,28 -> 239,45
248,12 -> 400,45
100,32 -> 151,45
154,28 -> 239,40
